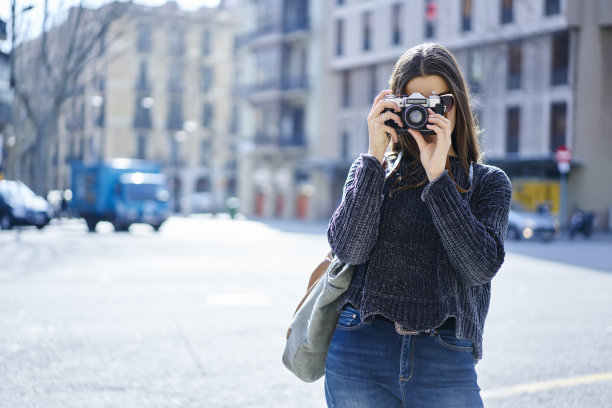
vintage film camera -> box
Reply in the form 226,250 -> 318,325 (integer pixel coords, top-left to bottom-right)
382,92 -> 448,135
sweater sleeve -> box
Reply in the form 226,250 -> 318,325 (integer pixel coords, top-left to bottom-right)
327,154 -> 386,265
421,167 -> 512,286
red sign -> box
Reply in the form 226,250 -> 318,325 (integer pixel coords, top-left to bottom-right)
425,2 -> 438,21
554,146 -> 572,164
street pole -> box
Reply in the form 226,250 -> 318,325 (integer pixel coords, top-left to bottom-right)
555,146 -> 572,231
560,171 -> 569,230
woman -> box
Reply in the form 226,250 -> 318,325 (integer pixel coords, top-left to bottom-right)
325,43 -> 512,407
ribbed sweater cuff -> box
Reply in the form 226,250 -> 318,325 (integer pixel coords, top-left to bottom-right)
355,154 -> 386,190
421,171 -> 464,216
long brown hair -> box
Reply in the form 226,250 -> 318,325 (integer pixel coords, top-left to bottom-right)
387,43 -> 481,194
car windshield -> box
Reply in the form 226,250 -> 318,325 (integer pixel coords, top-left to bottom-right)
0,181 -> 35,203
122,183 -> 162,201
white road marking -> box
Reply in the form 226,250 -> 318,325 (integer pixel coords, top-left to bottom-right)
482,372 -> 612,399
205,292 -> 272,306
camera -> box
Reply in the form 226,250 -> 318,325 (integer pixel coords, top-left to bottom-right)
382,92 -> 446,135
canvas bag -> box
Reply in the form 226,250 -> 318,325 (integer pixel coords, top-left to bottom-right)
282,254 -> 355,382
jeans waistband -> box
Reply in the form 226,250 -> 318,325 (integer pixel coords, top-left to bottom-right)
376,315 -> 456,335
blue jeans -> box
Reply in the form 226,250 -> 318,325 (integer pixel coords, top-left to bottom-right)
325,305 -> 483,408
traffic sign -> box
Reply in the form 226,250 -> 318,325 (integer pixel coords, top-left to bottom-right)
555,146 -> 572,164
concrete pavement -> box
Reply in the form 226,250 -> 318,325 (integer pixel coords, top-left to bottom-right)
0,216 -> 610,407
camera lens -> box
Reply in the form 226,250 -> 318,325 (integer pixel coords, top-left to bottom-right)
409,110 -> 423,124
404,105 -> 427,128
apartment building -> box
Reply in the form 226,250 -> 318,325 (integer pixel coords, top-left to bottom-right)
0,18 -> 10,176
315,0 -> 612,227
234,0 -> 329,219
52,1 -> 240,213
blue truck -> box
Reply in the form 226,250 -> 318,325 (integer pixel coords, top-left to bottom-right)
70,159 -> 170,232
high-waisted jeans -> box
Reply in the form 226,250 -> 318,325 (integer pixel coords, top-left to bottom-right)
324,305 -> 483,408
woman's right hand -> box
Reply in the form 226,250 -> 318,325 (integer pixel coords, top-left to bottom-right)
367,90 -> 403,164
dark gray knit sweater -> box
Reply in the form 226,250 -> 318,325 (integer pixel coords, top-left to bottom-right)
327,153 -> 512,361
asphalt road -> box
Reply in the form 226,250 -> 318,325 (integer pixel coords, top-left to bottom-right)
0,216 -> 611,407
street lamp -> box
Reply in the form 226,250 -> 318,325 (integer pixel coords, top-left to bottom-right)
171,121 -> 198,214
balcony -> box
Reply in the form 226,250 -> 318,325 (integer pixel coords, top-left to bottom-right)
252,132 -> 307,151
282,75 -> 308,91
247,75 -> 308,104
279,132 -> 307,148
237,18 -> 310,49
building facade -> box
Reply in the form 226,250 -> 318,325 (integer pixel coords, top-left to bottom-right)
0,17 -> 12,177
315,0 -> 612,228
234,0 -> 330,219
46,1 -> 240,214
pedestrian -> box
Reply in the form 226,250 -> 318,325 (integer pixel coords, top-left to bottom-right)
325,43 -> 512,407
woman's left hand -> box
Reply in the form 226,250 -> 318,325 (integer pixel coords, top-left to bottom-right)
408,108 -> 453,182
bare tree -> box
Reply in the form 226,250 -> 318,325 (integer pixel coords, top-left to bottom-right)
9,0 -> 129,194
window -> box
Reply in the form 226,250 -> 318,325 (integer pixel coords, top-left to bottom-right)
551,31 -> 569,85
468,49 -> 482,93
341,131 -> 349,160
507,41 -> 522,90
341,70 -> 351,108
545,0 -> 560,16
201,66 -> 213,92
201,29 -> 211,56
199,143 -> 211,167
255,46 -> 281,89
425,0 -> 437,39
137,23 -> 151,53
550,102 -> 567,151
195,175 -> 211,191
501,0 -> 513,24
133,94 -> 152,129
280,107 -> 305,146
363,12 -> 372,51
335,19 -> 344,56
392,4 -> 402,45
283,0 -> 308,32
369,65 -> 377,103
461,0 -> 472,32
202,103 -> 214,128
168,61 -> 183,92
506,107 -> 520,154
136,133 -> 147,159
229,103 -> 239,133
136,60 -> 150,91
167,95 -> 183,130
168,27 -> 184,56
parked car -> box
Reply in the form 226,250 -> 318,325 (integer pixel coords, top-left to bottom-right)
506,204 -> 560,242
0,180 -> 54,230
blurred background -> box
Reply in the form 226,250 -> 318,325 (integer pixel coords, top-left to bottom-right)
0,0 -> 610,231
0,1 -> 611,407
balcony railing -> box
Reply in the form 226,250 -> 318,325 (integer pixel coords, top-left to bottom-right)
247,75 -> 308,96
253,132 -> 307,149
254,133 -> 276,147
282,75 -> 308,91
236,18 -> 310,48
279,132 -> 306,148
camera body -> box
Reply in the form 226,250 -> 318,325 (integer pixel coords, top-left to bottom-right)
382,92 -> 446,135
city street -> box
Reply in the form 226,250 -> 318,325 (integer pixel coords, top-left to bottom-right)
0,216 -> 611,407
